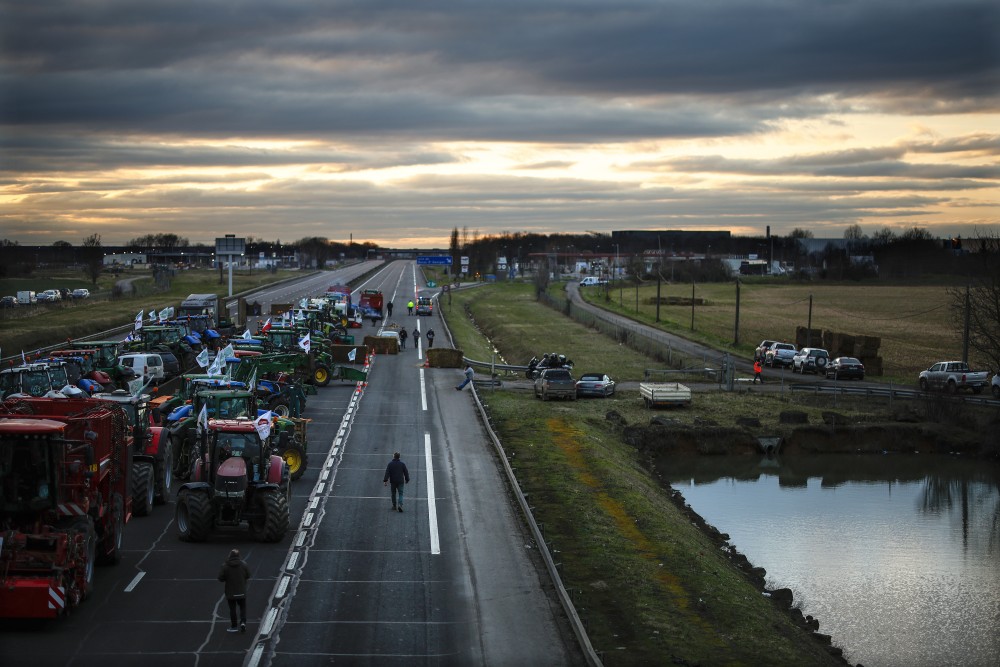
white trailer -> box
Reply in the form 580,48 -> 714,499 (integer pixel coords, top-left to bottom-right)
639,382 -> 691,408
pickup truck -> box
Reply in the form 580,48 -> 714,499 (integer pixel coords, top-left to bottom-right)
533,368 -> 577,401
918,361 -> 989,394
639,382 -> 692,408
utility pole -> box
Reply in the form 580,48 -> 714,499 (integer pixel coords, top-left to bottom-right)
734,280 -> 741,345
807,294 -> 813,347
690,278 -> 695,331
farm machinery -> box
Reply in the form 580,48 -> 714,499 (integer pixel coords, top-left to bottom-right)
0,397 -> 133,618
175,418 -> 289,543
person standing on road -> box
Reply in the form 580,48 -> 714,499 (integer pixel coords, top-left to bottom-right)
398,327 -> 408,349
412,327 -> 420,349
387,301 -> 393,317
383,452 -> 410,512
753,359 -> 763,384
218,548 -> 251,633
455,364 -> 474,390
407,300 -> 414,315
426,329 -> 435,348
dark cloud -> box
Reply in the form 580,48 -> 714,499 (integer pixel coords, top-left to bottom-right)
0,0 -> 996,244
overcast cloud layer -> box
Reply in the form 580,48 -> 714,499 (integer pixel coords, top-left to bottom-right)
1,0 -> 998,247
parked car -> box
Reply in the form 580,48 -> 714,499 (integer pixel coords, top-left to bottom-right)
415,296 -> 433,316
754,339 -> 778,362
918,361 -> 989,394
0,296 -> 16,308
576,373 -> 615,397
533,368 -> 577,401
793,347 -> 830,374
765,342 -> 797,368
992,373 -> 1000,398
826,357 -> 865,380
36,289 -> 61,302
158,350 -> 181,379
71,288 -> 90,299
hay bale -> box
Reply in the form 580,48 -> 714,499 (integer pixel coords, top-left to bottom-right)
858,355 -> 883,376
854,335 -> 881,357
796,326 -> 822,348
363,336 -> 397,356
427,348 -> 464,368
330,343 -> 372,363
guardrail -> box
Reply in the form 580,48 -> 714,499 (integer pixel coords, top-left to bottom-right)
789,382 -> 1000,406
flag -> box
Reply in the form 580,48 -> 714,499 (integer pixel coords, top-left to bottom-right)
135,309 -> 144,330
196,403 -> 209,434
158,307 -> 169,322
254,411 -> 273,441
148,310 -> 156,321
347,348 -> 356,362
298,332 -> 311,353
123,331 -> 134,343
208,353 -> 224,377
196,348 -> 210,368
261,318 -> 272,333
21,350 -> 27,365
242,329 -> 252,340
249,367 -> 257,391
220,343 -> 235,360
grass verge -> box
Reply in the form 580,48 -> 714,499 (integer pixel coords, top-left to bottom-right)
445,283 -> 848,665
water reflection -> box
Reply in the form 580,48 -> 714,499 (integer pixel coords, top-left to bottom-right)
664,454 -> 1000,667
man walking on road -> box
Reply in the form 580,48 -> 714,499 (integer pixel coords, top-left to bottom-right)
387,301 -> 393,317
383,452 -> 410,512
412,327 -> 420,349
407,300 -> 414,315
426,329 -> 435,348
456,364 -> 474,390
753,359 -> 763,384
398,327 -> 407,349
218,549 -> 251,633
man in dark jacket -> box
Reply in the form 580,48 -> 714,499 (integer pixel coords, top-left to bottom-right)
383,452 -> 410,512
218,549 -> 251,633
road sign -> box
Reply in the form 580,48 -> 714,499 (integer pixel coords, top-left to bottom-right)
426,281 -> 437,288
417,256 -> 453,265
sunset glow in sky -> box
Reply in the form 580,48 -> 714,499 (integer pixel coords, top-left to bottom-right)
2,0 -> 998,247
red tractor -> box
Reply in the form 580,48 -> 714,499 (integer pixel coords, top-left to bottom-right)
175,419 -> 289,543
0,397 -> 133,618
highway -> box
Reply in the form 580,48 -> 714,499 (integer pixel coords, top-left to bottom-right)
1,261 -> 579,667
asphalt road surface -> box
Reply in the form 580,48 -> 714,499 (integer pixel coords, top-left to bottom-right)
1,261 -> 579,667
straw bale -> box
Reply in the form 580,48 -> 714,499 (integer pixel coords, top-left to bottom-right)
427,348 -> 464,368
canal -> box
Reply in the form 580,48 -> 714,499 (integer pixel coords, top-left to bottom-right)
665,454 -> 1000,667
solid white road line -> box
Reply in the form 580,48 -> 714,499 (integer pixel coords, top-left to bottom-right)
425,432 -> 440,555
124,571 -> 145,592
419,367 -> 428,412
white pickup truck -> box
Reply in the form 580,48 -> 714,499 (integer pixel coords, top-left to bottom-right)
639,382 -> 692,408
918,361 -> 989,394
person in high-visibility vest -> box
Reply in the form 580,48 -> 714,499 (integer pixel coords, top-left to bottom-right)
407,300 -> 414,315
753,359 -> 763,384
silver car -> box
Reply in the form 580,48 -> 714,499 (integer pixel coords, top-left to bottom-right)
576,373 -> 615,397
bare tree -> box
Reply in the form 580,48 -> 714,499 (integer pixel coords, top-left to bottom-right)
82,233 -> 103,285
948,233 -> 1000,372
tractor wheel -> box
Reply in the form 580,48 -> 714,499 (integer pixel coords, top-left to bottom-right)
313,364 -> 331,387
97,493 -> 125,565
131,461 -> 155,517
268,396 -> 291,417
71,518 -> 97,602
172,434 -> 192,481
176,490 -> 213,542
250,491 -> 289,543
278,439 -> 308,481
154,437 -> 173,505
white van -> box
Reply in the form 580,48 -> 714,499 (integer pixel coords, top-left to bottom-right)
580,276 -> 607,286
117,353 -> 165,384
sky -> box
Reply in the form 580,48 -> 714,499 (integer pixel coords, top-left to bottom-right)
1,0 -> 998,248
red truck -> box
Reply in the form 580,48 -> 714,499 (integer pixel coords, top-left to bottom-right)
358,289 -> 384,320
0,397 -> 133,618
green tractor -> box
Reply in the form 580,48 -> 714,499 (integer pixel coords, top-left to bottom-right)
165,386 -> 309,481
64,341 -> 136,390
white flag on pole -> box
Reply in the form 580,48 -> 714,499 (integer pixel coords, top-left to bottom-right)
298,332 -> 311,353
135,309 -> 144,330
347,348 -> 356,362
220,343 -> 235,360
196,403 -> 209,434
242,329 -> 252,340
254,411 -> 273,441
195,348 -> 210,368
